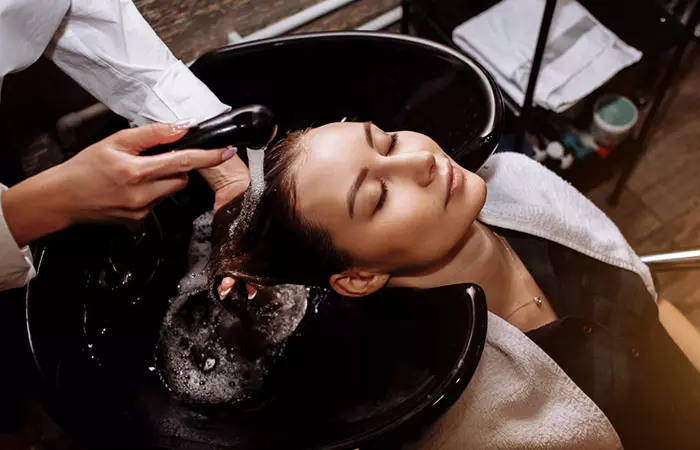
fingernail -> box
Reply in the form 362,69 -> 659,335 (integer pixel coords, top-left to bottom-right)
222,146 -> 237,161
170,118 -> 198,132
247,285 -> 258,300
219,287 -> 232,300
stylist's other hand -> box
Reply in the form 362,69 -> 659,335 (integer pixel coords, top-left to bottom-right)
218,277 -> 257,301
198,152 -> 250,213
2,120 -> 236,248
55,120 -> 236,223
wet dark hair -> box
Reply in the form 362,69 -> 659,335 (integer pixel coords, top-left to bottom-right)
209,129 -> 353,293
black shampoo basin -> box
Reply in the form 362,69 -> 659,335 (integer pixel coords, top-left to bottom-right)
26,31 -> 501,449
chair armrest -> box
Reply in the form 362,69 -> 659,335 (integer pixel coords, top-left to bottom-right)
640,249 -> 700,271
658,299 -> 700,373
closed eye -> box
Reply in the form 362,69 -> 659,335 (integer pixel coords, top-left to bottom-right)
375,180 -> 387,213
386,132 -> 398,155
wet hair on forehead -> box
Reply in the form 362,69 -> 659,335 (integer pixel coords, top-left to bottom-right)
277,129 -> 311,214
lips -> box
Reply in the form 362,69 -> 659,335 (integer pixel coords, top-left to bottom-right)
445,162 -> 464,206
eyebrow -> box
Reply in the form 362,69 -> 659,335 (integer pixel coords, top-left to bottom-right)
364,121 -> 374,148
347,166 -> 369,219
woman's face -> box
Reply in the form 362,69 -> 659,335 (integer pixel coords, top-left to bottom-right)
293,122 -> 487,275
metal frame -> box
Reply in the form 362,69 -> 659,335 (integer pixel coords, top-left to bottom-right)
610,0 -> 700,204
513,0 -> 557,154
641,249 -> 700,271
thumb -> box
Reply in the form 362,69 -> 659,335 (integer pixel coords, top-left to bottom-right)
111,118 -> 198,154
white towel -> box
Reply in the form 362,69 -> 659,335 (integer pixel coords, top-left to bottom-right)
407,313 -> 623,450
477,152 -> 656,300
452,0 -> 642,112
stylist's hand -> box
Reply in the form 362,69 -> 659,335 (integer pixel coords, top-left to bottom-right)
198,152 -> 250,213
2,120 -> 236,247
58,120 -> 236,222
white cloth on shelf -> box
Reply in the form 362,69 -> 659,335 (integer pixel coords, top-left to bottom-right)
452,0 -> 642,112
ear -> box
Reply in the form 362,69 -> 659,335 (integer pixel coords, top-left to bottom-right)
329,270 -> 390,298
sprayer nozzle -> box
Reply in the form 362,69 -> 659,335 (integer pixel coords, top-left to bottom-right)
145,104 -> 277,155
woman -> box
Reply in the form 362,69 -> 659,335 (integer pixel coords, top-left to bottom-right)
210,121 -> 700,449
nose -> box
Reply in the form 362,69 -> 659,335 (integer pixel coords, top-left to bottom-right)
386,151 -> 436,187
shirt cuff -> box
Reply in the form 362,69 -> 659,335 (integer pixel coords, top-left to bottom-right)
0,187 -> 36,291
131,60 -> 231,127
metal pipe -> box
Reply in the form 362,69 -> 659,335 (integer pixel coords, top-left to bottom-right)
237,0 -> 359,43
514,0 -> 557,153
640,249 -> 700,271
357,7 -> 402,31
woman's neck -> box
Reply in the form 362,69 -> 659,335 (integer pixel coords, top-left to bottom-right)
389,221 -> 516,316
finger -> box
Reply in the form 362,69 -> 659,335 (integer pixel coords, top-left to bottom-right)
112,119 -> 198,154
132,174 -> 189,208
246,284 -> 258,300
218,277 -> 236,300
142,147 -> 237,179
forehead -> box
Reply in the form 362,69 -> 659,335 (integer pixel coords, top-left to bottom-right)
307,122 -> 366,159
293,122 -> 368,217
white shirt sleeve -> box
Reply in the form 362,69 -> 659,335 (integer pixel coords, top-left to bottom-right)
0,186 -> 36,291
43,0 -> 231,126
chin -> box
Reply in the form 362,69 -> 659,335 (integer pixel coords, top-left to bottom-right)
461,169 -> 487,216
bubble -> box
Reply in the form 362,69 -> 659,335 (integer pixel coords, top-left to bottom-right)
158,290 -> 264,404
155,210 -> 310,405
242,284 -> 308,346
203,358 -> 217,372
176,211 -> 214,296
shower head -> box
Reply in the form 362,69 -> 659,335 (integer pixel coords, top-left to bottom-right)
147,104 -> 278,154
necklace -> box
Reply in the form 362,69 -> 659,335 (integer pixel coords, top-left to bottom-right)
495,233 -> 543,319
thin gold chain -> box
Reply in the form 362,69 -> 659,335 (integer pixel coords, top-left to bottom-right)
495,233 -> 543,320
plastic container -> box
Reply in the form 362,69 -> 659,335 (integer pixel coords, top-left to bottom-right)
591,94 -> 638,148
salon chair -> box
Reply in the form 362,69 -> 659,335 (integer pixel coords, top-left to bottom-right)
25,32 -> 503,450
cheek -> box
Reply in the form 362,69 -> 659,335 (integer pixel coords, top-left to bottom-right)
382,191 -> 436,233
370,193 -> 446,260
464,173 -> 487,216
